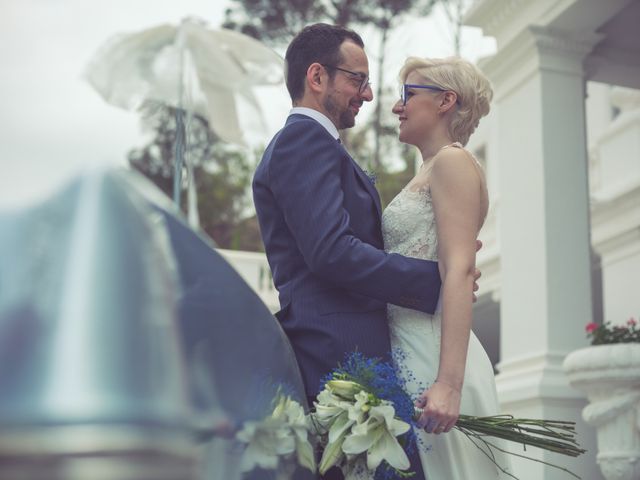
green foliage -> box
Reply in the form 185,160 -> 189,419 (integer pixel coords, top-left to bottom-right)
585,319 -> 640,345
223,0 -> 327,45
347,85 -> 419,208
349,121 -> 417,208
128,101 -> 263,251
375,158 -> 416,208
223,0 -> 435,44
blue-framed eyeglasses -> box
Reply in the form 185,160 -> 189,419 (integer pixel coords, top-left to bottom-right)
322,64 -> 370,94
400,83 -> 447,106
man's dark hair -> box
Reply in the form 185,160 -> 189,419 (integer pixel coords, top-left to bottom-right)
285,23 -> 364,102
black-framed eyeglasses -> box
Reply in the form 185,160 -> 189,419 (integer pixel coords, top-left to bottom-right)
322,64 -> 370,94
400,83 -> 447,106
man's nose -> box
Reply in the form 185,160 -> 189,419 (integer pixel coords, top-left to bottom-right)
360,84 -> 374,102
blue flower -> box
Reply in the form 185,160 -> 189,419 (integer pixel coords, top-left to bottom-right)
363,169 -> 377,185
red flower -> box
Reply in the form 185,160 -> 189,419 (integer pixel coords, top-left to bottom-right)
585,319 -> 640,345
585,322 -> 599,333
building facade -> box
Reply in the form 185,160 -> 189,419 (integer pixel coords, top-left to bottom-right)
464,1 -> 639,477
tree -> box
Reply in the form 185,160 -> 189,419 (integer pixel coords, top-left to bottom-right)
356,0 -> 436,169
128,102 -> 262,251
223,0 -> 327,45
437,0 -> 473,56
223,0 -> 436,171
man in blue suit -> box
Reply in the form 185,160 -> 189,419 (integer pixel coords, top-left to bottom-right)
253,24 -> 477,479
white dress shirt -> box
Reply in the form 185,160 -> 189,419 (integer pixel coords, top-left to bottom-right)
289,107 -> 340,142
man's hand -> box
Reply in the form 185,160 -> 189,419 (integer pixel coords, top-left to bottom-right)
472,239 -> 483,303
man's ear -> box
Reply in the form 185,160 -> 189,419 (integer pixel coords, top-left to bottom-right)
306,63 -> 325,94
439,91 -> 458,114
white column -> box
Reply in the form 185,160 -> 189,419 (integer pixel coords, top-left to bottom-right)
481,26 -> 603,479
591,87 -> 640,325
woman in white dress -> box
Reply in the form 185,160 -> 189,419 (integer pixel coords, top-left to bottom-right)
382,56 -> 510,478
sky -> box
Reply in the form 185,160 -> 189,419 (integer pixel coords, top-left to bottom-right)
0,0 -> 494,210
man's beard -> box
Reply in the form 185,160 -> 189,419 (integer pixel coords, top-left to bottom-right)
324,94 -> 355,130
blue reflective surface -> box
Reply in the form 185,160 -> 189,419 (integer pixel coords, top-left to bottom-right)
0,169 -> 312,480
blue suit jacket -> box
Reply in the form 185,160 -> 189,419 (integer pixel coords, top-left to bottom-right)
253,114 -> 441,397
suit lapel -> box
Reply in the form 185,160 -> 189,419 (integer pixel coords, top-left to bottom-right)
286,114 -> 382,219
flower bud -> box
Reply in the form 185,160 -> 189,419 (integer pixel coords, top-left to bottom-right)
327,380 -> 362,399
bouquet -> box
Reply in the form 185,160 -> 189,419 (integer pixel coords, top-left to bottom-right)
311,353 -> 419,479
311,352 -> 586,480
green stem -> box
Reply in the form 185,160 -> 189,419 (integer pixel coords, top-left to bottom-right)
457,428 -> 582,479
454,416 -> 586,456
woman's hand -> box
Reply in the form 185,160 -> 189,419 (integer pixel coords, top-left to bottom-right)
415,381 -> 461,434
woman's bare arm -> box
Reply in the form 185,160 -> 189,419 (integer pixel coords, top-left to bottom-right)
416,147 -> 486,434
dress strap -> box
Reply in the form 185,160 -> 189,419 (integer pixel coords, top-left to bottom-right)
439,142 -> 463,151
439,142 -> 483,169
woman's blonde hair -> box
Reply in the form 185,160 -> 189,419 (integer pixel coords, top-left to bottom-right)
399,56 -> 493,145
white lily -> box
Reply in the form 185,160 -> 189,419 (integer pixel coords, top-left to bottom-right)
237,418 -> 290,471
316,388 -> 371,474
236,395 -> 316,473
315,389 -> 371,442
283,397 -> 317,472
316,387 -> 409,475
326,379 -> 364,399
318,428 -> 347,474
314,388 -> 354,431
350,390 -> 372,419
341,403 -> 411,471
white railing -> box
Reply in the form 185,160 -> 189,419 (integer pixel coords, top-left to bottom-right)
217,248 -> 279,313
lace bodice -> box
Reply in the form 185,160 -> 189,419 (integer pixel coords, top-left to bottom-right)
382,143 -> 485,332
382,142 -> 484,262
382,187 -> 437,261
382,186 -> 440,335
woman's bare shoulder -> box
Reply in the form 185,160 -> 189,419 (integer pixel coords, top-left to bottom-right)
431,146 -> 483,183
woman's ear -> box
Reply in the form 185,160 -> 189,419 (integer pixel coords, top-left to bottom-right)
306,63 -> 325,94
439,91 -> 458,114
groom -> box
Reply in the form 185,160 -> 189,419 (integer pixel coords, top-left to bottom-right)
253,21 -> 441,402
253,23 -> 467,479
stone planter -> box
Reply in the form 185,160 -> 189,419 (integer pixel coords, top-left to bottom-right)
563,344 -> 640,480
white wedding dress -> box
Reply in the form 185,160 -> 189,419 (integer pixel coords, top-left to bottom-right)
382,146 -> 511,479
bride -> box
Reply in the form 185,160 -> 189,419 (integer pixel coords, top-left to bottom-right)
382,56 -> 510,478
